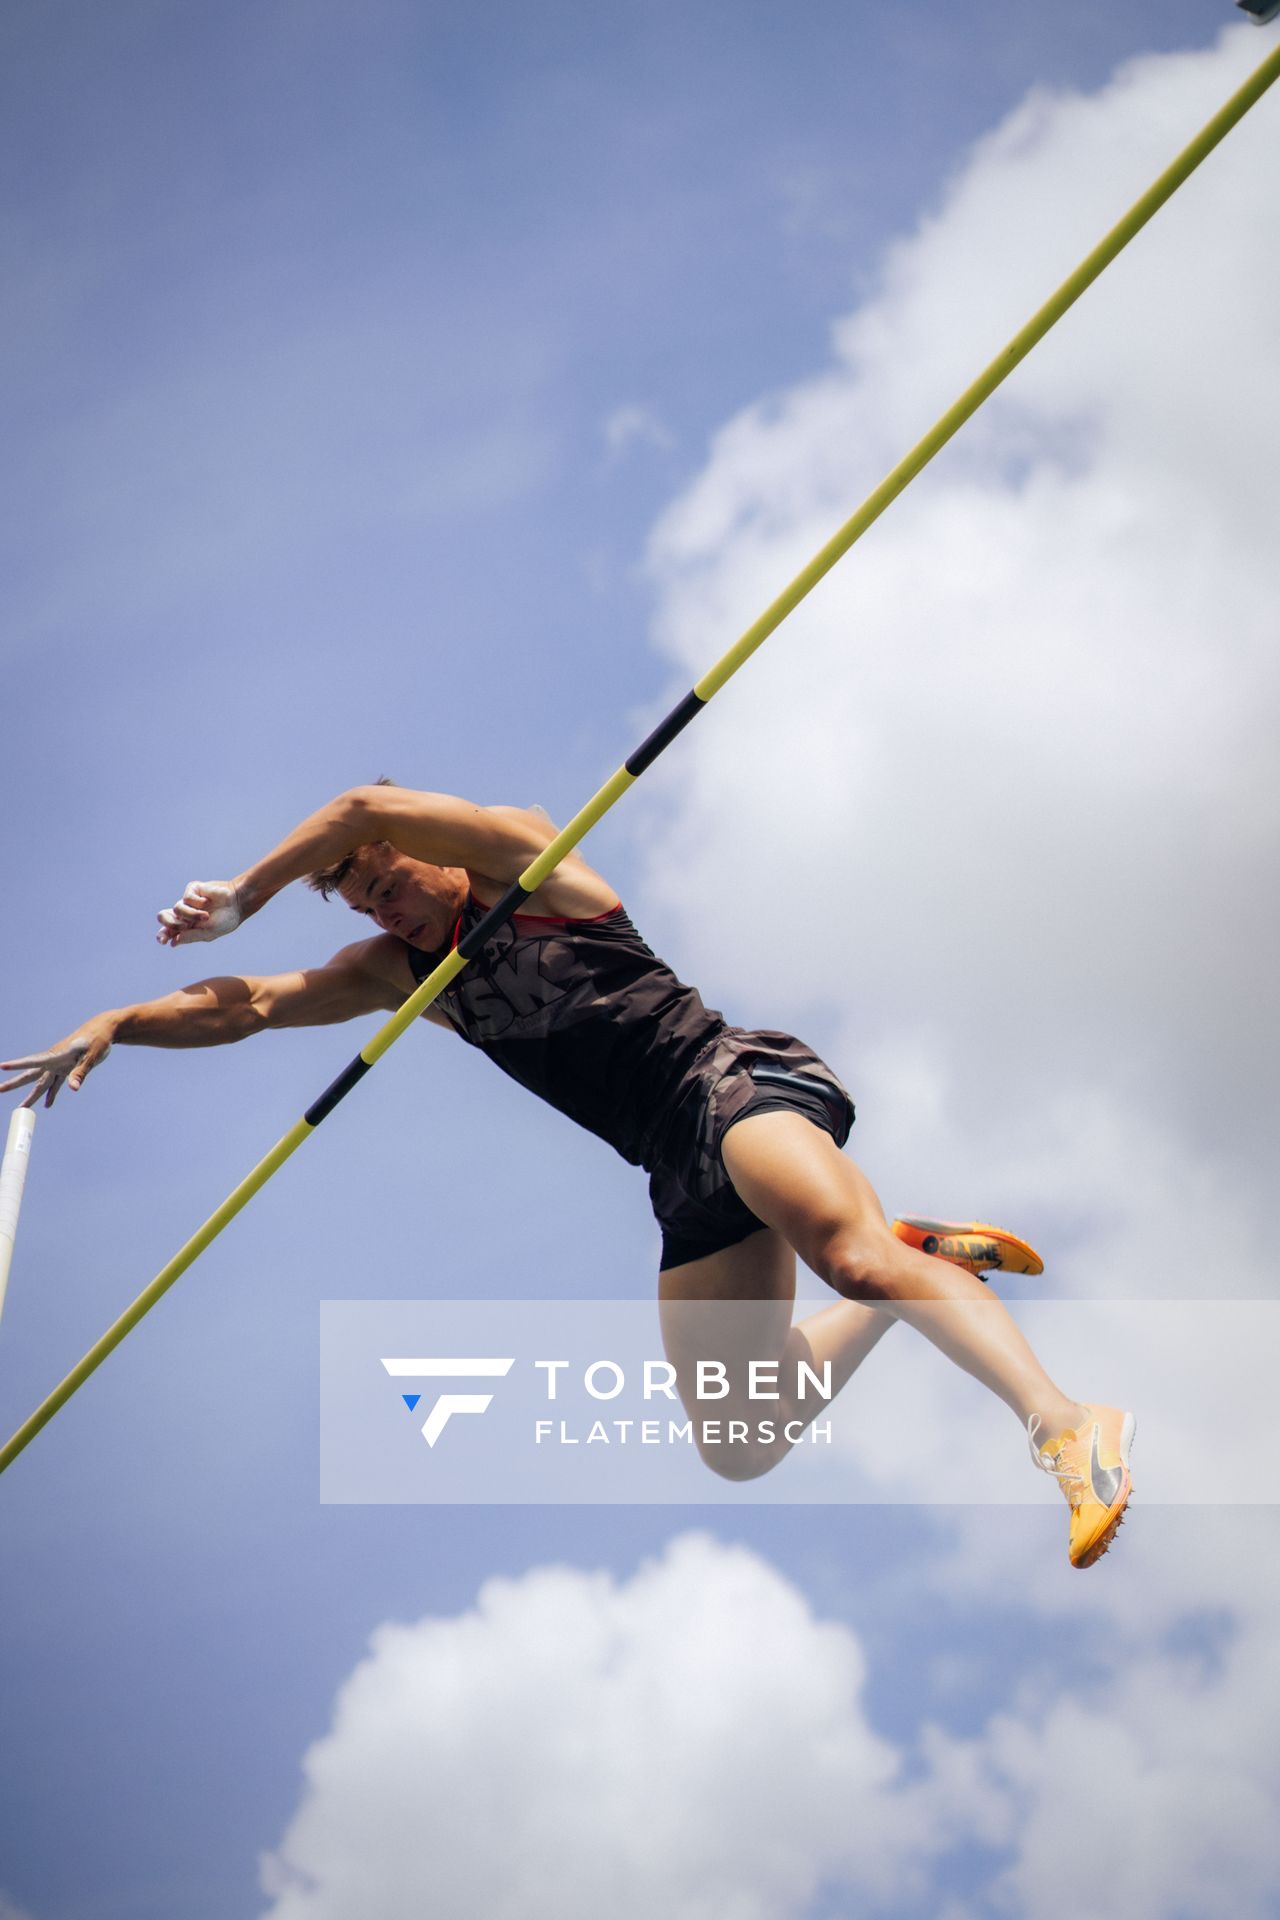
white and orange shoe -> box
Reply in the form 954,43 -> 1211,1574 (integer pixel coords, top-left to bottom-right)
891,1216 -> 1044,1281
1028,1402 -> 1136,1568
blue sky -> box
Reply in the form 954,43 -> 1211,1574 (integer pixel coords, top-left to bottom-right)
3,5 -> 1278,1918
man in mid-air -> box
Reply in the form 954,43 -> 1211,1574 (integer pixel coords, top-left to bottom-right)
1,780 -> 1135,1565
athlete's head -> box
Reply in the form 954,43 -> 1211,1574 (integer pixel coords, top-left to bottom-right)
306,778 -> 467,950
324,843 -> 466,949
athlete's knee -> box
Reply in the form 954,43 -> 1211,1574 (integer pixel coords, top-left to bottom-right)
697,1439 -> 783,1483
816,1223 -> 902,1303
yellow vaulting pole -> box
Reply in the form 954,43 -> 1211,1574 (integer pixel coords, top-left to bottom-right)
3,38 -> 1278,1478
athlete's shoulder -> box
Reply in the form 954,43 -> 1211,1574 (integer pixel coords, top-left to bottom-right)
327,933 -> 455,1029
466,809 -> 620,920
324,932 -> 408,979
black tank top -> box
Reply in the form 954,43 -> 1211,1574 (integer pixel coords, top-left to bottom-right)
404,891 -> 726,1169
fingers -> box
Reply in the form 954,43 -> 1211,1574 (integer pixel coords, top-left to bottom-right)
3,1070 -> 59,1110
156,905 -> 207,946
41,1056 -> 83,1107
3,1043 -> 102,1109
68,1041 -> 110,1093
155,880 -> 231,946
1,1055 -> 58,1101
0,1068 -> 42,1093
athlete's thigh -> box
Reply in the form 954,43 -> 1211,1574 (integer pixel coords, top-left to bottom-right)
658,1227 -> 796,1417
720,1109 -> 890,1279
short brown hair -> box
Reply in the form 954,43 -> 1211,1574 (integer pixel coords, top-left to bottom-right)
306,777 -> 397,901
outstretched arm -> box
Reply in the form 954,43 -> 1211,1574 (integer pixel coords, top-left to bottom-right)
1,939 -> 437,1109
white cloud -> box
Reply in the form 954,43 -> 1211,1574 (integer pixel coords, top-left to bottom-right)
259,1518 -> 1280,1920
257,1533 -> 995,1920
977,1647 -> 1280,1920
913,1506 -> 1280,1920
629,29 -> 1280,1297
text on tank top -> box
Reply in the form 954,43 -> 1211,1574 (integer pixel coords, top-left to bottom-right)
403,892 -> 725,1168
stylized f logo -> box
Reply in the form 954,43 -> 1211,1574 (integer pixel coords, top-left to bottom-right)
381,1357 -> 515,1446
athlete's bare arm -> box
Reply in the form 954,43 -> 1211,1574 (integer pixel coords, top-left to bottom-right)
155,788 -> 618,946
234,789 -> 570,903
0,937 -> 446,1110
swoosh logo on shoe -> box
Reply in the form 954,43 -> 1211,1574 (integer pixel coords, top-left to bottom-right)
1090,1424 -> 1124,1508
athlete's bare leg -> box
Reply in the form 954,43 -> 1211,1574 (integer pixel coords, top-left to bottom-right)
659,1222 -> 897,1480
721,1111 -> 1085,1442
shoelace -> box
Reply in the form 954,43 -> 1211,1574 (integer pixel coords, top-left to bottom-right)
1026,1412 -> 1087,1507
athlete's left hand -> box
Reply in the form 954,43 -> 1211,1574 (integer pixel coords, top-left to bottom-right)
0,1018 -> 117,1108
156,879 -> 244,947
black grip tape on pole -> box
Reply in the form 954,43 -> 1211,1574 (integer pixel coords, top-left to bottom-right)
625,690 -> 707,778
458,879 -> 534,958
305,1055 -> 373,1127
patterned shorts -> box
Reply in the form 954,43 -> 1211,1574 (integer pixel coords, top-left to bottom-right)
647,1027 -> 856,1272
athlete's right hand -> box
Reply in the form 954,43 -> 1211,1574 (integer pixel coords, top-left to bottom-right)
0,1018 -> 117,1109
156,879 -> 243,948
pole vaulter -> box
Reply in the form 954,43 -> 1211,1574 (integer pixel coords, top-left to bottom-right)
2,38 -> 1278,1489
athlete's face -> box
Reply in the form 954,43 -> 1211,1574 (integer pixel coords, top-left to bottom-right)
337,845 -> 467,949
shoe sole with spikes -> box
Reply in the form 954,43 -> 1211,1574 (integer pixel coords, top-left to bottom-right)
1075,1503 -> 1129,1568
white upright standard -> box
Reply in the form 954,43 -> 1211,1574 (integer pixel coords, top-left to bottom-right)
0,1108 -> 35,1328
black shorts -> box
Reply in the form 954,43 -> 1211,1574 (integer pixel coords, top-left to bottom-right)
647,1027 -> 856,1271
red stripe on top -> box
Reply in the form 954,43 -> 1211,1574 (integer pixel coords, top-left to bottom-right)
469,890 -> 625,926
512,903 -> 624,925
